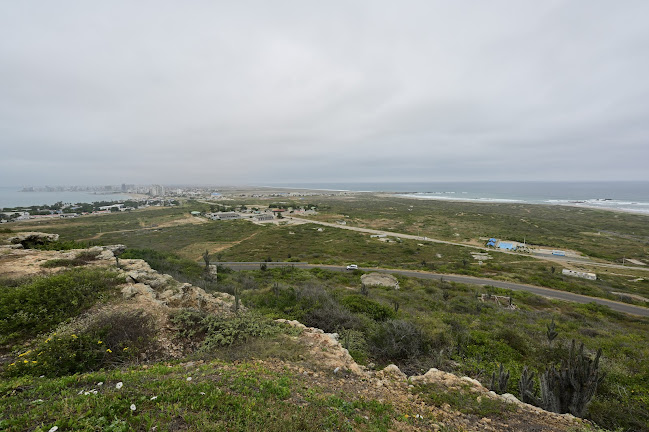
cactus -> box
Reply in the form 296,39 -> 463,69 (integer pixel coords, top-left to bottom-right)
546,319 -> 559,346
202,250 -> 210,272
519,366 -> 541,405
489,363 -> 510,394
539,339 -> 605,417
233,285 -> 241,313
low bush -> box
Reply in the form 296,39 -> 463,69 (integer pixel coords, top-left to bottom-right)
302,302 -> 363,333
369,319 -> 431,361
31,240 -> 91,251
297,284 -> 363,332
0,268 -> 122,345
170,309 -> 300,354
340,295 -> 396,321
5,309 -> 157,377
201,314 -> 293,352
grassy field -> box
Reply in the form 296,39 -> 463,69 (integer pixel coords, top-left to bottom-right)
218,222 -> 649,301
6,201 -> 649,302
0,360 -> 397,432
302,195 -> 649,262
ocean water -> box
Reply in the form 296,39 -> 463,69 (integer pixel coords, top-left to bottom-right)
264,181 -> 649,215
0,187 -> 132,209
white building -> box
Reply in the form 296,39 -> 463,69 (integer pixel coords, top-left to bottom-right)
562,269 -> 597,280
209,212 -> 240,220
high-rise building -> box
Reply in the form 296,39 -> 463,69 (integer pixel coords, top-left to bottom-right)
150,185 -> 165,196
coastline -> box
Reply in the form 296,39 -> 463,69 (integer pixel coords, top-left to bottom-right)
391,193 -> 649,216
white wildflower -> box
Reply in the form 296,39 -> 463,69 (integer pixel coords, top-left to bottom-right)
199,392 -> 206,395
186,377 -> 192,381
97,382 -> 104,386
116,382 -> 123,389
78,390 -> 84,395
130,404 -> 137,411
150,396 -> 158,401
48,427 -> 58,432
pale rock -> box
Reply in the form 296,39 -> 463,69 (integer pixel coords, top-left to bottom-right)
376,364 -> 407,382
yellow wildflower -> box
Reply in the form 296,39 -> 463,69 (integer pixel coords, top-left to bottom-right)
97,340 -> 103,344
71,334 -> 78,339
123,347 -> 128,351
106,349 -> 112,353
32,361 -> 37,364
23,360 -> 29,363
18,350 -> 31,357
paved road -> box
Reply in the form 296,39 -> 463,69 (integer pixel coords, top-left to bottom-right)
285,216 -> 649,273
221,262 -> 649,317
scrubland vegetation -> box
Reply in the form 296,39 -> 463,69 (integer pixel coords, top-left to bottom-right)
2,198 -> 648,430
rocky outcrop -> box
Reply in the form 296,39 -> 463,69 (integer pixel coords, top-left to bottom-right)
7,232 -> 59,247
276,319 -> 366,376
117,258 -> 240,314
361,272 -> 399,288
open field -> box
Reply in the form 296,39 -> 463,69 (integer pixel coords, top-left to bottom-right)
2,214 -> 649,430
4,198 -> 649,304
300,195 -> 649,262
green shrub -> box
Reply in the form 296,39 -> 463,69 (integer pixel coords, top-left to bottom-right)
0,268 -> 122,345
31,240 -> 91,251
339,328 -> 370,364
369,319 -> 431,361
201,313 -> 289,352
170,308 -> 210,341
40,258 -> 76,268
5,310 -> 156,377
340,295 -> 396,321
495,327 -> 530,356
303,302 -> 363,333
170,309 -> 300,353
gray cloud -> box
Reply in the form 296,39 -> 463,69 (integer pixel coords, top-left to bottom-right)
1,1 -> 648,186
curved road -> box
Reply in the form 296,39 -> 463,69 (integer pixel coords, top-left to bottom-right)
221,262 -> 649,317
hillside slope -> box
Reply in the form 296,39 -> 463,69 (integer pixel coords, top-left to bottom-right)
0,234 -> 600,431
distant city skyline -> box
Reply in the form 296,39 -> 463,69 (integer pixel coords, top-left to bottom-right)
2,1 -> 649,186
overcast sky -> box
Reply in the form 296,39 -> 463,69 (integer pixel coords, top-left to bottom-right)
1,1 -> 648,186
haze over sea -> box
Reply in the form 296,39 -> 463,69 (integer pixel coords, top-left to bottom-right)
266,181 -> 649,215
0,187 -> 131,209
